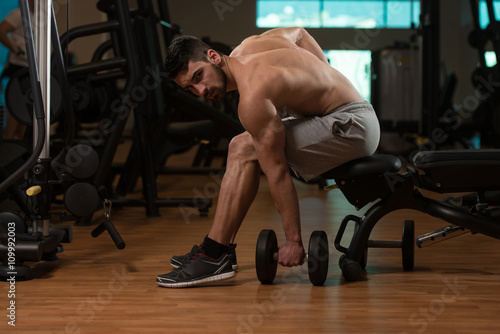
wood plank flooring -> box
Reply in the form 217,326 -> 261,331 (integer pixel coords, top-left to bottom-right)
2,148 -> 500,333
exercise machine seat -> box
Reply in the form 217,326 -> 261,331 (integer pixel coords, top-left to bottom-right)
321,155 -> 402,209
413,149 -> 500,193
321,154 -> 402,180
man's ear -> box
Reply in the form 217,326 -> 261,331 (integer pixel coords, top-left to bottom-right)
206,49 -> 221,65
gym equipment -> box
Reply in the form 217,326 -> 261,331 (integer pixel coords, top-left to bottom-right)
336,219 -> 414,278
91,199 -> 125,250
0,138 -> 31,213
60,0 -> 214,224
321,150 -> 500,282
415,224 -> 468,248
371,47 -> 421,134
4,67 -> 63,127
64,144 -> 100,179
373,1 -> 500,152
0,0 -> 121,279
63,183 -> 100,217
111,0 -> 244,199
255,229 -> 329,286
69,80 -> 114,124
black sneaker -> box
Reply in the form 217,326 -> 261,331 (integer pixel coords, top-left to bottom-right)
169,244 -> 200,268
157,252 -> 235,288
170,244 -> 238,271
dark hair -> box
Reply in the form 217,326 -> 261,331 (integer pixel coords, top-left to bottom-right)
164,36 -> 214,79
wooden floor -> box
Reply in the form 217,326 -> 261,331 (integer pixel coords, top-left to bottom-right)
2,148 -> 500,333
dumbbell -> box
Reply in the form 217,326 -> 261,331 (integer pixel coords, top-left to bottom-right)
363,219 -> 415,271
255,229 -> 329,286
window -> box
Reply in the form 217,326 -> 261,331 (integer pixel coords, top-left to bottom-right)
485,51 -> 497,67
257,0 -> 420,28
477,1 -> 499,67
479,0 -> 500,28
325,50 -> 372,102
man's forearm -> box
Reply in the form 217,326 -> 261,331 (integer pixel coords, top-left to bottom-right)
0,21 -> 17,54
266,168 -> 302,244
0,34 -> 15,53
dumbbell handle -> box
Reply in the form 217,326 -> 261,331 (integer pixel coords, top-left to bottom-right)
367,240 -> 402,248
272,252 -> 308,262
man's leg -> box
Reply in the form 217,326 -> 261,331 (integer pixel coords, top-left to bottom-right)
157,132 -> 260,287
168,132 -> 259,263
208,131 -> 260,245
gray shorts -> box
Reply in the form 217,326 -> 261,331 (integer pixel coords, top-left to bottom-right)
283,101 -> 380,181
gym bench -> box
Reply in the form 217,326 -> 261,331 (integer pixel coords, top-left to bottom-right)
321,149 -> 500,282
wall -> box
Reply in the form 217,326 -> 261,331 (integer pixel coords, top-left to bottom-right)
440,0 -> 478,107
43,0 -> 485,115
54,0 -> 106,65
166,0 -> 415,50
0,0 -> 483,108
166,0 -> 481,105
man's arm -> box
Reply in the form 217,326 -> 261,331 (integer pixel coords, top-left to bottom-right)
238,94 -> 305,266
0,20 -> 17,54
260,27 -> 329,64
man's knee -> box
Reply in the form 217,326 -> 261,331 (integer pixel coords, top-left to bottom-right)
228,133 -> 256,161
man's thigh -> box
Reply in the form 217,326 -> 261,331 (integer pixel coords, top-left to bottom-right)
283,102 -> 380,181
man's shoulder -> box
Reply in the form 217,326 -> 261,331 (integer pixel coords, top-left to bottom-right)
235,64 -> 284,106
231,33 -> 297,58
4,8 -> 21,25
230,35 -> 259,57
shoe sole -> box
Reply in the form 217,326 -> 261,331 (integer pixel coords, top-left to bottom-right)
170,260 -> 238,271
156,271 -> 235,288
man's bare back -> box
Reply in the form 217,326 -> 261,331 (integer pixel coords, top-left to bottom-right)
228,30 -> 364,118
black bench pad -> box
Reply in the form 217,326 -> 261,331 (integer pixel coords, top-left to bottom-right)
413,149 -> 500,193
321,154 -> 402,180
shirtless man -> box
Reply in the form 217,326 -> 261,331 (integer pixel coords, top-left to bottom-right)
157,27 -> 380,288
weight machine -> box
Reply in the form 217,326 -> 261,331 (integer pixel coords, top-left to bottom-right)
0,0 -> 125,279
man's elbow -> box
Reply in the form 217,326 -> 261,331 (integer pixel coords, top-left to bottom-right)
294,27 -> 309,39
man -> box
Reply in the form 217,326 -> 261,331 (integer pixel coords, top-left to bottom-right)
157,27 -> 380,288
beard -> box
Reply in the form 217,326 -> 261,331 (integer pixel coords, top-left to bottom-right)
209,63 -> 227,101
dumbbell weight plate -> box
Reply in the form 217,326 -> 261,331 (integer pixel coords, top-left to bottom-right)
360,245 -> 368,269
402,220 -> 415,271
255,229 -> 278,284
65,144 -> 100,179
308,230 -> 329,286
63,182 -> 100,217
5,67 -> 63,126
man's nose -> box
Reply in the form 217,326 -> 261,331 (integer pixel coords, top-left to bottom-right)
193,84 -> 207,96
